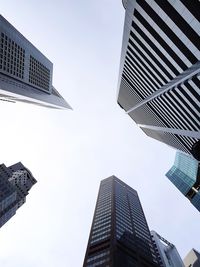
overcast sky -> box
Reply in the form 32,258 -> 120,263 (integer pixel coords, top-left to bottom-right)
0,1 -> 199,266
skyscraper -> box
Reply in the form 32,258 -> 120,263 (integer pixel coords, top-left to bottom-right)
166,152 -> 200,212
151,230 -> 184,267
0,162 -> 37,228
0,15 -> 71,109
83,176 -> 159,267
184,249 -> 200,267
117,0 -> 200,159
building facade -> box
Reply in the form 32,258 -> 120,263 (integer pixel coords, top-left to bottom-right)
117,0 -> 200,159
166,152 -> 200,212
184,249 -> 200,267
83,176 -> 159,267
0,15 -> 71,109
0,162 -> 37,228
151,230 -> 184,267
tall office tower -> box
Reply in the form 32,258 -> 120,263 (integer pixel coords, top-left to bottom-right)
0,15 -> 71,109
0,162 -> 37,228
184,249 -> 200,267
151,231 -> 184,267
83,176 -> 160,267
166,151 -> 200,212
117,0 -> 200,160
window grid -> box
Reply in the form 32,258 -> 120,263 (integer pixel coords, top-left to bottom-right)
0,32 -> 25,79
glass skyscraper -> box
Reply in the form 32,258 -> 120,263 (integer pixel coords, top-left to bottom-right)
0,162 -> 37,228
166,152 -> 200,211
83,176 -> 159,267
117,0 -> 200,159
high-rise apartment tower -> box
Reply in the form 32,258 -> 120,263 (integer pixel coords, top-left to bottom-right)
0,15 -> 71,109
0,162 -> 37,228
151,230 -> 184,267
166,152 -> 200,212
83,176 -> 159,267
117,0 -> 200,160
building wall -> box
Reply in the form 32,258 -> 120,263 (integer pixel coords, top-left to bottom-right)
0,162 -> 36,228
184,249 -> 200,267
83,176 -> 159,267
0,15 -> 71,109
117,0 -> 200,156
166,152 -> 200,212
0,15 -> 53,93
151,231 -> 184,267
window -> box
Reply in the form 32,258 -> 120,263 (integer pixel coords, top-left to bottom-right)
0,32 -> 25,79
29,55 -> 50,91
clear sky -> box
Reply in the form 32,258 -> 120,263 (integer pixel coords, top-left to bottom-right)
0,1 -> 199,266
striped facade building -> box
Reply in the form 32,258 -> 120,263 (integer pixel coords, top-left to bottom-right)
117,0 -> 200,159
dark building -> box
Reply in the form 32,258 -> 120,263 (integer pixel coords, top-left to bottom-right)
83,176 -> 159,267
166,152 -> 200,212
117,0 -> 200,159
0,15 -> 71,109
0,162 -> 37,228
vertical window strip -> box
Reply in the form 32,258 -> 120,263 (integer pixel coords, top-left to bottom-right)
175,85 -> 200,124
170,89 -> 200,130
125,59 -> 155,95
132,17 -> 182,77
127,46 -> 162,88
131,29 -> 175,81
124,64 -> 153,97
152,0 -> 200,51
154,95 -> 189,130
179,0 -> 200,23
125,55 -> 158,92
188,77 -> 200,98
128,37 -> 167,85
135,1 -> 196,65
133,10 -> 186,72
164,91 -> 197,131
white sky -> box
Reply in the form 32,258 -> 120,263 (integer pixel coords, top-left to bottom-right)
0,1 -> 199,266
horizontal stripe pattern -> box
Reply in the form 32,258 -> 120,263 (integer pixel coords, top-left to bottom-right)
118,0 -> 200,154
